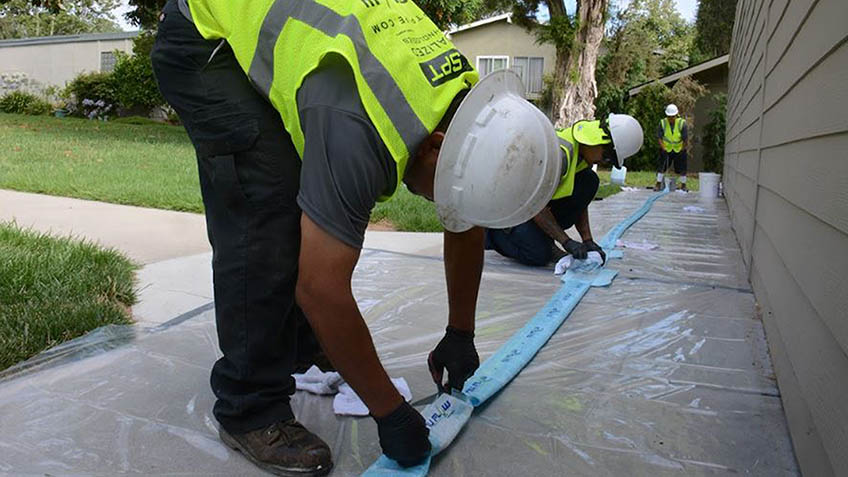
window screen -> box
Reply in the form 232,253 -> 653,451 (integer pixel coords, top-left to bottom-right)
477,56 -> 509,77
100,51 -> 116,73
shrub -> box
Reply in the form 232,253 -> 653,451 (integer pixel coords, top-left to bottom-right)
112,50 -> 163,112
63,71 -> 118,118
625,82 -> 669,171
0,91 -> 52,115
702,93 -> 727,173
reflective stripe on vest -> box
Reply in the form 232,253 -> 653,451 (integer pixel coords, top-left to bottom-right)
248,0 -> 427,159
662,118 -> 684,153
186,0 -> 477,199
552,127 -> 583,200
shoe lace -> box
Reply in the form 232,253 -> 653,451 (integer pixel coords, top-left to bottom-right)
264,420 -> 308,446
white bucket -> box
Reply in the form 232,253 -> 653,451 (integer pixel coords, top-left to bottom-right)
699,172 -> 720,199
610,165 -> 627,185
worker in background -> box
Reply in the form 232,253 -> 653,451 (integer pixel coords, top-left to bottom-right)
486,115 -> 644,267
655,104 -> 689,191
151,0 -> 563,475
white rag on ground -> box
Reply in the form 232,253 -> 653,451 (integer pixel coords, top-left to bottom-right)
615,239 -> 660,251
620,186 -> 642,191
293,365 -> 412,416
554,251 -> 604,275
684,205 -> 706,213
334,379 -> 413,416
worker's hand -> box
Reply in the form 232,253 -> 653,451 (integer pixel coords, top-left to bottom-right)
373,401 -> 431,467
583,239 -> 606,264
428,326 -> 479,393
563,239 -> 588,260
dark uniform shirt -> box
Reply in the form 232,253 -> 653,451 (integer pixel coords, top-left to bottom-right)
296,57 -> 398,249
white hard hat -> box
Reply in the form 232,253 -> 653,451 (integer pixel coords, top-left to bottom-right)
434,70 -> 561,232
607,113 -> 644,168
665,104 -> 679,116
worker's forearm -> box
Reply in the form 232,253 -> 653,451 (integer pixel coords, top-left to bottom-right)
298,285 -> 402,418
574,208 -> 593,242
532,208 -> 570,245
443,227 -> 484,333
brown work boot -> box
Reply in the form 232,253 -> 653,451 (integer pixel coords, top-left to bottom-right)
654,181 -> 664,191
220,419 -> 333,476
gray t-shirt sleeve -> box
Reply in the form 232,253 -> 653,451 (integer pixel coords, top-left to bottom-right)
295,58 -> 398,249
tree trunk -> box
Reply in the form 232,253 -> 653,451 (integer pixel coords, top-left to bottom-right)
554,0 -> 608,128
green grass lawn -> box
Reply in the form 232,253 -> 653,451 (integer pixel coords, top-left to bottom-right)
0,113 -> 684,233
596,168 -> 701,191
0,222 -> 137,371
1,113 -> 204,212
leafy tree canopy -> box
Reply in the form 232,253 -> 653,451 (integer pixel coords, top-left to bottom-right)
0,0 -> 120,39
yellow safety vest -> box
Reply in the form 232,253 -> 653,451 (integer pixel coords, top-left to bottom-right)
186,0 -> 478,197
661,117 -> 685,153
551,119 -> 611,200
551,127 -> 589,200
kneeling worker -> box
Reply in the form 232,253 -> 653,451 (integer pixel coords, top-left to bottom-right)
486,115 -> 644,266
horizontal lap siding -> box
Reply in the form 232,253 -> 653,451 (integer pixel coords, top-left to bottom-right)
724,1 -> 848,474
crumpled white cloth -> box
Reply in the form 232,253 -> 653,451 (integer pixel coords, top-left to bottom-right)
621,186 -> 642,191
333,378 -> 413,416
293,365 -> 343,395
615,239 -> 659,251
684,205 -> 706,213
293,365 -> 412,416
554,251 -> 603,275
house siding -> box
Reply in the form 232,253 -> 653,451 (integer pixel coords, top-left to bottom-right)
724,1 -> 848,476
448,19 -> 556,98
0,33 -> 137,89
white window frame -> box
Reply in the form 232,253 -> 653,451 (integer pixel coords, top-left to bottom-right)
512,56 -> 545,96
476,55 -> 510,75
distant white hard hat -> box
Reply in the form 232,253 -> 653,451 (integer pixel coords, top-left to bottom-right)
607,113 -> 644,168
435,70 -> 561,232
665,104 -> 679,116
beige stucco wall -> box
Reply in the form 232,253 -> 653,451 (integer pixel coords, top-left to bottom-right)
448,19 -> 556,92
0,37 -> 135,89
724,1 -> 848,476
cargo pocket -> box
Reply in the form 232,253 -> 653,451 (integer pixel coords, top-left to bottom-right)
193,104 -> 260,217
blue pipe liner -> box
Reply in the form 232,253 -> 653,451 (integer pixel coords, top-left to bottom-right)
363,190 -> 668,476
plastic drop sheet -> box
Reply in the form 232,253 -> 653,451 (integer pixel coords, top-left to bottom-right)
0,191 -> 798,476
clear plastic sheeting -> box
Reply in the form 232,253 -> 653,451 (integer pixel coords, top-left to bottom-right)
0,191 -> 798,476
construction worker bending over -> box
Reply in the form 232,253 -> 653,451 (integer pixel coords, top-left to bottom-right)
486,115 -> 644,267
152,0 -> 563,475
655,103 -> 689,191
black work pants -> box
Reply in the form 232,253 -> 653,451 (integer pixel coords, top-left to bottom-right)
151,0 -> 320,434
485,169 -> 600,266
657,149 -> 688,175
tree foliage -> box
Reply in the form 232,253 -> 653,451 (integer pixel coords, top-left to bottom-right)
701,92 -> 726,173
690,0 -> 737,63
0,0 -> 120,39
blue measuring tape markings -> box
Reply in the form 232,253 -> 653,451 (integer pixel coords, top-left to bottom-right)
363,190 -> 669,476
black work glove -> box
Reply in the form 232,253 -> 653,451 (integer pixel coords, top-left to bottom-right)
428,326 -> 479,393
562,239 -> 588,260
373,401 -> 431,467
583,239 -> 606,264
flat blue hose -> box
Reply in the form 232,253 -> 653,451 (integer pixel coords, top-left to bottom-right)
363,190 -> 668,476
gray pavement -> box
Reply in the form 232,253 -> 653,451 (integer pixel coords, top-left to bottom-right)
0,189 -> 798,475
